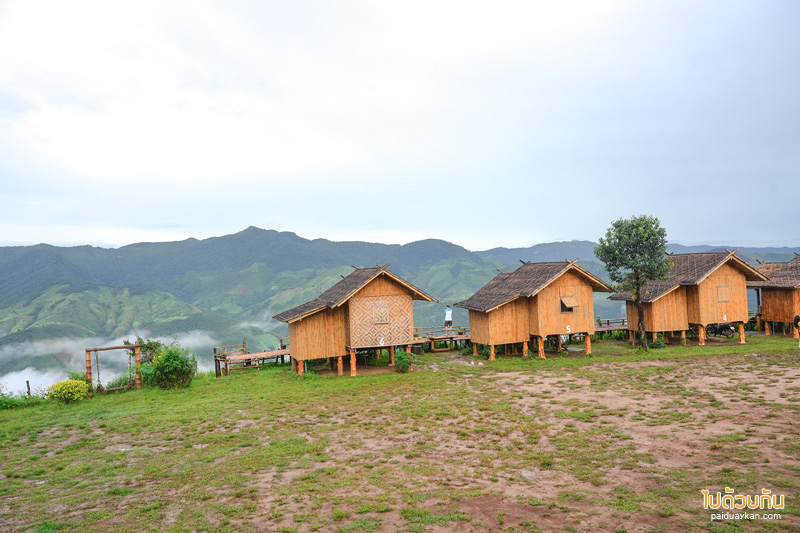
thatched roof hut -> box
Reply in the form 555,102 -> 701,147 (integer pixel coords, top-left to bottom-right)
610,251 -> 766,344
456,260 -> 612,358
274,265 -> 434,375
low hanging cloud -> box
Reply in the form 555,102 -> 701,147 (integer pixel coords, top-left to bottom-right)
0,330 -> 221,394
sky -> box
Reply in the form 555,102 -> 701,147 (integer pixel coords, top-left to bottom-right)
1,0 -> 798,251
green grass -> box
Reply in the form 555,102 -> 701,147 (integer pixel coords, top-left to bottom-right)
1,336 -> 799,531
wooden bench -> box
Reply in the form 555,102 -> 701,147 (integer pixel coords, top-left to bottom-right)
213,338 -> 289,377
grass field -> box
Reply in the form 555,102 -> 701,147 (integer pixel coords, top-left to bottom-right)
1,334 -> 799,532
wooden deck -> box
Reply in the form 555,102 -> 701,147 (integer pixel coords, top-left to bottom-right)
214,338 -> 290,377
595,318 -> 628,332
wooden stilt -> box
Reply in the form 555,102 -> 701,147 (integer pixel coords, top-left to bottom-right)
628,330 -> 634,344
350,350 -> 356,377
523,341 -> 529,357
134,346 -> 142,391
407,346 -> 413,371
328,357 -> 335,371
390,346 -> 395,366
291,358 -> 297,373
298,359 -> 305,377
794,324 -> 800,339
698,326 -> 706,346
473,343 -> 478,356
489,345 -> 495,361
739,322 -> 746,344
681,330 -> 686,345
337,356 -> 343,376
538,337 -> 545,359
85,349 -> 93,398
584,334 -> 592,355
765,321 -> 771,336
556,336 -> 562,352
756,316 -> 762,331
663,332 -> 670,345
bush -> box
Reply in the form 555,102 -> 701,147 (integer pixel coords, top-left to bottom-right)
394,351 -> 411,373
47,379 -> 90,404
139,345 -> 197,389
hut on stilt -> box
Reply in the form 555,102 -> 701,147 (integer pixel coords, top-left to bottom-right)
455,260 -> 612,359
273,264 -> 434,376
610,250 -> 767,345
749,255 -> 800,338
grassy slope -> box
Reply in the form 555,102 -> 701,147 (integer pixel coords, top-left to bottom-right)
1,336 -> 798,532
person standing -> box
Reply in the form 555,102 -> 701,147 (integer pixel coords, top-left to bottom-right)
444,305 -> 453,336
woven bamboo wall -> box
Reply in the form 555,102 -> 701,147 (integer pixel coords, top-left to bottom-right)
348,294 -> 412,348
289,305 -> 348,361
626,288 -> 689,332
530,270 -> 595,337
687,262 -> 748,325
761,288 -> 799,323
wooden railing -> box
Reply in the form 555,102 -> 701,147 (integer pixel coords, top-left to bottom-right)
595,318 -> 627,328
414,325 -> 470,338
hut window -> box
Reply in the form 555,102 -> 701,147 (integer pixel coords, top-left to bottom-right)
560,296 -> 578,313
717,285 -> 730,303
373,306 -> 390,324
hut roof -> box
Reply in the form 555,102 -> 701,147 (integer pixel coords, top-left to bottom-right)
749,255 -> 800,289
273,265 -> 434,323
610,251 -> 767,302
454,260 -> 612,313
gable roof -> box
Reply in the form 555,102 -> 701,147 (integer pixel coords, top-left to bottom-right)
273,266 -> 434,323
749,255 -> 800,289
610,251 -> 767,302
454,260 -> 612,313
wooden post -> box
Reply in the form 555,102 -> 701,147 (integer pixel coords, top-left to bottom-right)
243,338 -> 247,354
473,343 -> 478,356
556,336 -> 562,352
523,341 -> 529,357
298,359 -> 305,377
794,324 -> 800,339
584,334 -> 592,355
538,337 -> 545,359
134,346 -> 142,391
756,316 -> 762,331
681,330 -> 686,345
337,356 -> 344,376
390,346 -> 395,365
291,358 -> 297,373
407,346 -> 413,371
328,357 -> 335,371
698,326 -> 706,346
489,345 -> 495,361
350,350 -> 356,377
85,349 -> 93,398
739,322 -> 746,344
628,330 -> 634,344
765,321 -> 771,336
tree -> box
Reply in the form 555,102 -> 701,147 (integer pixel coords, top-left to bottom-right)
594,215 -> 671,349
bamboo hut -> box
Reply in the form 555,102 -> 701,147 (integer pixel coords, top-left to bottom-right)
273,265 -> 434,376
455,260 -> 613,359
610,251 -> 767,345
748,255 -> 800,338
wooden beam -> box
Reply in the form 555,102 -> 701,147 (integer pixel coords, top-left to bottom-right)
390,346 -> 395,366
350,350 -> 356,377
556,336 -> 562,352
85,349 -> 93,398
298,359 -> 305,377
337,356 -> 343,376
291,358 -> 297,373
680,330 -> 686,346
407,346 -> 413,371
698,326 -> 706,346
522,341 -> 529,357
765,321 -> 771,336
538,337 -> 545,359
584,334 -> 592,355
134,346 -> 142,391
473,343 -> 478,356
628,329 -> 635,344
739,322 -> 746,344
489,345 -> 495,361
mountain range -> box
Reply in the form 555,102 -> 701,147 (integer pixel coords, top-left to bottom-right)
1,226 -> 798,377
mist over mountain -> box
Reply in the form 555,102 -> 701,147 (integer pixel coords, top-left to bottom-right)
1,226 -> 797,388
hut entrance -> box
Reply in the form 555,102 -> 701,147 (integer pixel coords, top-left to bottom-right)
84,344 -> 142,397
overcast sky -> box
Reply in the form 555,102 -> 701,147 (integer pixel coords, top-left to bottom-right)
1,1 -> 798,251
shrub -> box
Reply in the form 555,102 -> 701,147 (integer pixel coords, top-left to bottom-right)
394,351 -> 411,373
139,345 -> 197,389
650,334 -> 666,349
47,379 -> 90,404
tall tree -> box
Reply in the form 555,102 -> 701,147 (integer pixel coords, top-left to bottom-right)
594,215 -> 671,348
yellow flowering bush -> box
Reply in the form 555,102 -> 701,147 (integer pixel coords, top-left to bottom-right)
47,379 -> 90,404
